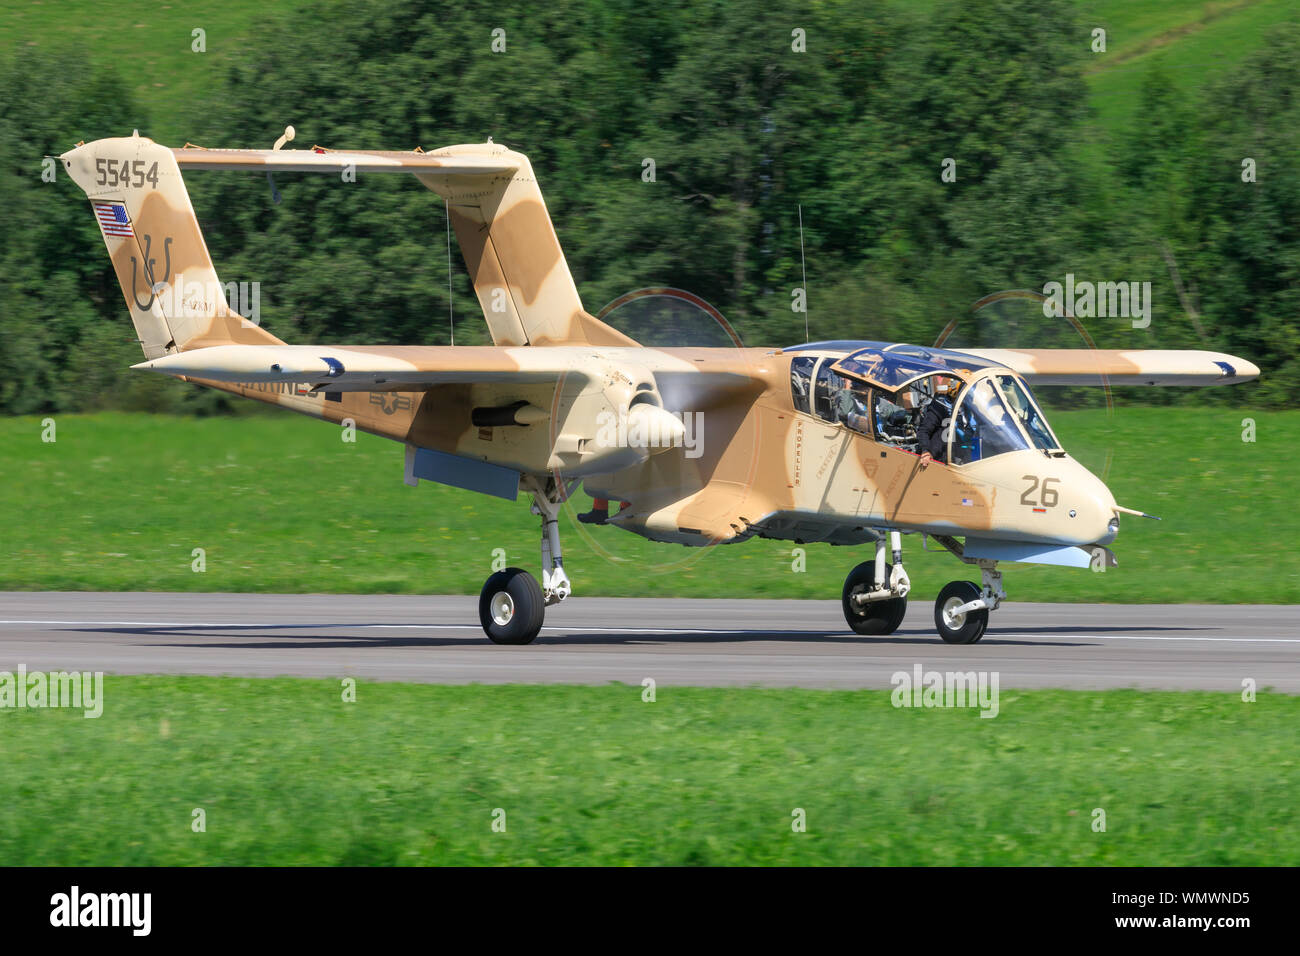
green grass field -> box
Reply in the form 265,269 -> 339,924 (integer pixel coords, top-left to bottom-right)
0,676 -> 1293,865
1,408 -> 1293,602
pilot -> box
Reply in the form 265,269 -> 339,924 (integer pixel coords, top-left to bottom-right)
833,380 -> 871,433
875,393 -> 910,439
918,377 -> 962,467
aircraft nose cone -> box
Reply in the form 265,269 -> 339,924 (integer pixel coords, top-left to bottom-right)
1072,464 -> 1119,546
1093,504 -> 1121,546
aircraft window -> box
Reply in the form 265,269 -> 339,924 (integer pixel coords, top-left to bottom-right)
812,365 -> 873,434
889,344 -> 1002,373
950,378 -> 1031,465
873,389 -> 916,446
814,361 -> 841,422
878,374 -> 959,455
995,374 -> 1060,451
835,381 -> 872,434
790,356 -> 816,414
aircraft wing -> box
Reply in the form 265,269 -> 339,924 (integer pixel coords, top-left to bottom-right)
132,344 -> 592,391
959,349 -> 1260,386
132,345 -> 761,404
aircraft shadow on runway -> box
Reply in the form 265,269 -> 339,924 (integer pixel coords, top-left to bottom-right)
69,621 -> 1217,650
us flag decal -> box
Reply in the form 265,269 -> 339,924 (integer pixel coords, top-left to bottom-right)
92,200 -> 133,238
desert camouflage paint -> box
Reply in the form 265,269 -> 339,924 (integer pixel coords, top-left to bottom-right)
61,134 -> 1259,556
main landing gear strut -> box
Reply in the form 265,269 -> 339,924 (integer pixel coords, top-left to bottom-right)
478,477 -> 570,645
839,531 -> 1005,644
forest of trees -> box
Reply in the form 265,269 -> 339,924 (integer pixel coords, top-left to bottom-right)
1,0 -> 1296,413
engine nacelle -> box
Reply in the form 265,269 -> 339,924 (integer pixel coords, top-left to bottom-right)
545,363 -> 685,474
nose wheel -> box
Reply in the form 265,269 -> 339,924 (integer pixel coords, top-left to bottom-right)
934,580 -> 988,644
923,539 -> 1007,644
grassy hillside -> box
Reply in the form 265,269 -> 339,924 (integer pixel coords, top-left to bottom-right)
1,408 -> 1292,603
1081,0 -> 1293,131
1,0 -> 1288,146
1,677 -> 1294,865
0,0 -> 264,146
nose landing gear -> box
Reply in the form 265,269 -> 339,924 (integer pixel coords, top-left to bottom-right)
934,581 -> 987,643
933,559 -> 1004,644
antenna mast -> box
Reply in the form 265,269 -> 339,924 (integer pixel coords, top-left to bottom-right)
447,206 -> 454,346
798,204 -> 809,343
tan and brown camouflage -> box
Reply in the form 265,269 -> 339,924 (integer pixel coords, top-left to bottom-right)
61,133 -> 1261,567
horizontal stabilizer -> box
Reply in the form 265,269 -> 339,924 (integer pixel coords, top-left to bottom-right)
172,147 -> 517,177
171,140 -> 637,349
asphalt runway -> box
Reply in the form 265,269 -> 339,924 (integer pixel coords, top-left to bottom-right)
1,592 -> 1297,692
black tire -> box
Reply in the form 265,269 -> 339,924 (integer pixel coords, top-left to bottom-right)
933,580 -> 988,644
479,567 -> 545,645
841,561 -> 907,635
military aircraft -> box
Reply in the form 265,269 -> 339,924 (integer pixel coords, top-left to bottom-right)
60,132 -> 1260,645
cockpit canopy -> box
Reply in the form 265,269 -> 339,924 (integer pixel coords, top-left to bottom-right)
788,344 -> 1063,464
829,347 -> 951,391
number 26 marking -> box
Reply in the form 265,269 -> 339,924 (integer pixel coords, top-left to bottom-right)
1020,475 -> 1059,508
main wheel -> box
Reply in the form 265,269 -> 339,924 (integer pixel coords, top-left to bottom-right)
479,567 -> 545,645
934,580 -> 987,644
841,561 -> 907,635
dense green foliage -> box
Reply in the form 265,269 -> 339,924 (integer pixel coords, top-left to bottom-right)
1,0 -> 1296,412
3,408 -> 1294,601
2,677 -> 1295,865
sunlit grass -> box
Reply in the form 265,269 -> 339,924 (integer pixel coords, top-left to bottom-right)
0,677 -> 1293,865
1,407 -> 1293,602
